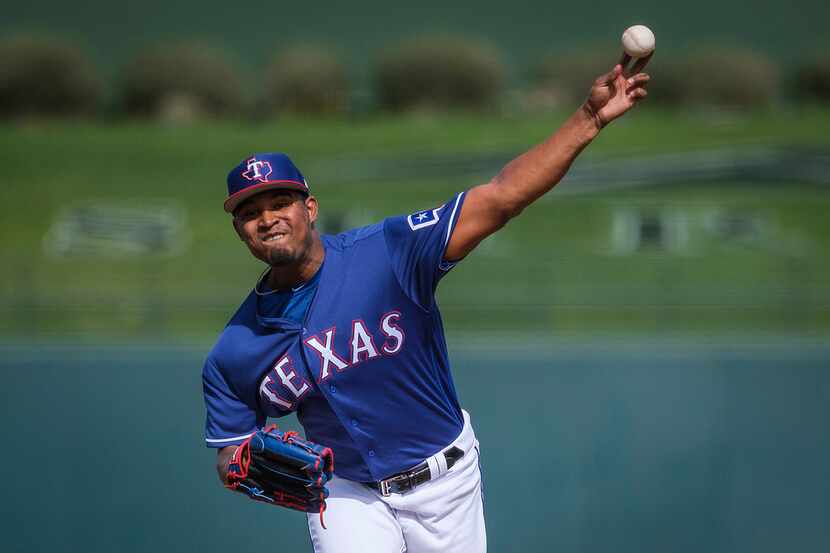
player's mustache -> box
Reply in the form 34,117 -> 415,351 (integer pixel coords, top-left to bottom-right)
258,224 -> 291,237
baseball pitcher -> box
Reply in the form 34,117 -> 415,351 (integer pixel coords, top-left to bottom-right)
202,59 -> 651,552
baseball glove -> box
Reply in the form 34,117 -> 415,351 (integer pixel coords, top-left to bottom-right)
226,424 -> 334,527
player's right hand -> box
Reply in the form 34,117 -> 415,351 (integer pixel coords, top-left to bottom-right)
584,56 -> 651,129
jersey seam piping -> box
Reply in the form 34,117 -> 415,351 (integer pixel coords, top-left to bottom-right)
383,216 -> 433,315
439,192 -> 465,271
205,431 -> 256,443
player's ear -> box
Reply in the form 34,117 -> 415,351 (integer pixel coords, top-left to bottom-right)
304,195 -> 319,226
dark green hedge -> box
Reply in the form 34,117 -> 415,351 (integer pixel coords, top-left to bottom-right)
261,44 -> 349,115
375,35 -> 505,112
0,36 -> 101,118
120,41 -> 244,120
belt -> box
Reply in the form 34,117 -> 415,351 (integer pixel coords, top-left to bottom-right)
368,446 -> 465,497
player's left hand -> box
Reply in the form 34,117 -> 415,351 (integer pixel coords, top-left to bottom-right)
584,54 -> 651,129
226,425 -> 335,526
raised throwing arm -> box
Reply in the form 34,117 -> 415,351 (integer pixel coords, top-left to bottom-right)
445,60 -> 651,262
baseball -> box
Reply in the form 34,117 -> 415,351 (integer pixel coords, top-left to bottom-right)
621,25 -> 655,58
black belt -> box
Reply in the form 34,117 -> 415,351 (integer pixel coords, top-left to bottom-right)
368,446 -> 465,496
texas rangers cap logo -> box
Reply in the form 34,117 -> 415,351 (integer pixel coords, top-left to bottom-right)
242,158 -> 273,183
224,152 -> 310,213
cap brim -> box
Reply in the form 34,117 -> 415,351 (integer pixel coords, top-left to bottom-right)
224,180 -> 309,213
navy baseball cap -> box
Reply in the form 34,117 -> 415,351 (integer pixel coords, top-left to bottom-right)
224,152 -> 310,213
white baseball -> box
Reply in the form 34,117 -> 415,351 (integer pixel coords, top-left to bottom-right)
621,25 -> 655,58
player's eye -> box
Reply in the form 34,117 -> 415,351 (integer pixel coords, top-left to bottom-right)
238,209 -> 257,221
270,200 -> 292,211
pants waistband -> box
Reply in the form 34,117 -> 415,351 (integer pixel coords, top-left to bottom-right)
368,409 -> 476,496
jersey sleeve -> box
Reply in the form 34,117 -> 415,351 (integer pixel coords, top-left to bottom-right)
383,192 -> 467,310
202,355 -> 262,448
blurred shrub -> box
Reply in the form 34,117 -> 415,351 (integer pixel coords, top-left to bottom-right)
649,46 -> 778,108
121,41 -> 243,120
0,36 -> 100,118
375,35 -> 505,111
530,45 -> 778,110
529,49 -> 615,108
792,54 -> 830,103
261,45 -> 349,115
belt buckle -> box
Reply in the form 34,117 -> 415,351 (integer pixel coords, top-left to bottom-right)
379,478 -> 392,497
378,472 -> 410,497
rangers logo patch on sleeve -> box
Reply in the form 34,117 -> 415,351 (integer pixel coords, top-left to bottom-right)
407,208 -> 440,231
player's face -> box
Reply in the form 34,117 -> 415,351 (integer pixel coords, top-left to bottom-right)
232,190 -> 319,266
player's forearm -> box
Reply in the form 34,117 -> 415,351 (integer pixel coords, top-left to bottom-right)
443,106 -> 601,261
493,105 -> 599,217
216,445 -> 238,485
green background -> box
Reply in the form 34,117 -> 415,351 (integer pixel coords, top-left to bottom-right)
4,0 -> 828,71
2,110 -> 828,339
2,109 -> 828,553
2,3 -> 829,552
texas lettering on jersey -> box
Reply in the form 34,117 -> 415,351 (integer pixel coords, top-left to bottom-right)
258,311 -> 405,410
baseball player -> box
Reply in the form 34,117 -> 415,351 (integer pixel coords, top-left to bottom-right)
203,60 -> 651,552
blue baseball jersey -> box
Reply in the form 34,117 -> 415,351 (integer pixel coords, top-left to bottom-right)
202,192 -> 467,482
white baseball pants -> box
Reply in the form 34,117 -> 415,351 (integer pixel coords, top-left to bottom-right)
307,410 -> 486,553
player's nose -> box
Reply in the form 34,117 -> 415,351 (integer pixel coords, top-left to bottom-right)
258,209 -> 279,228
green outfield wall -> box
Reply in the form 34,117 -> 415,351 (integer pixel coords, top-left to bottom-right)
1,340 -> 828,553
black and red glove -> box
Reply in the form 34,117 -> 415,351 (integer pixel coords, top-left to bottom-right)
226,425 -> 334,526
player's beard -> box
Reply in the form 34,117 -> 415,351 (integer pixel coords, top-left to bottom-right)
266,231 -> 313,267
266,248 -> 297,266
